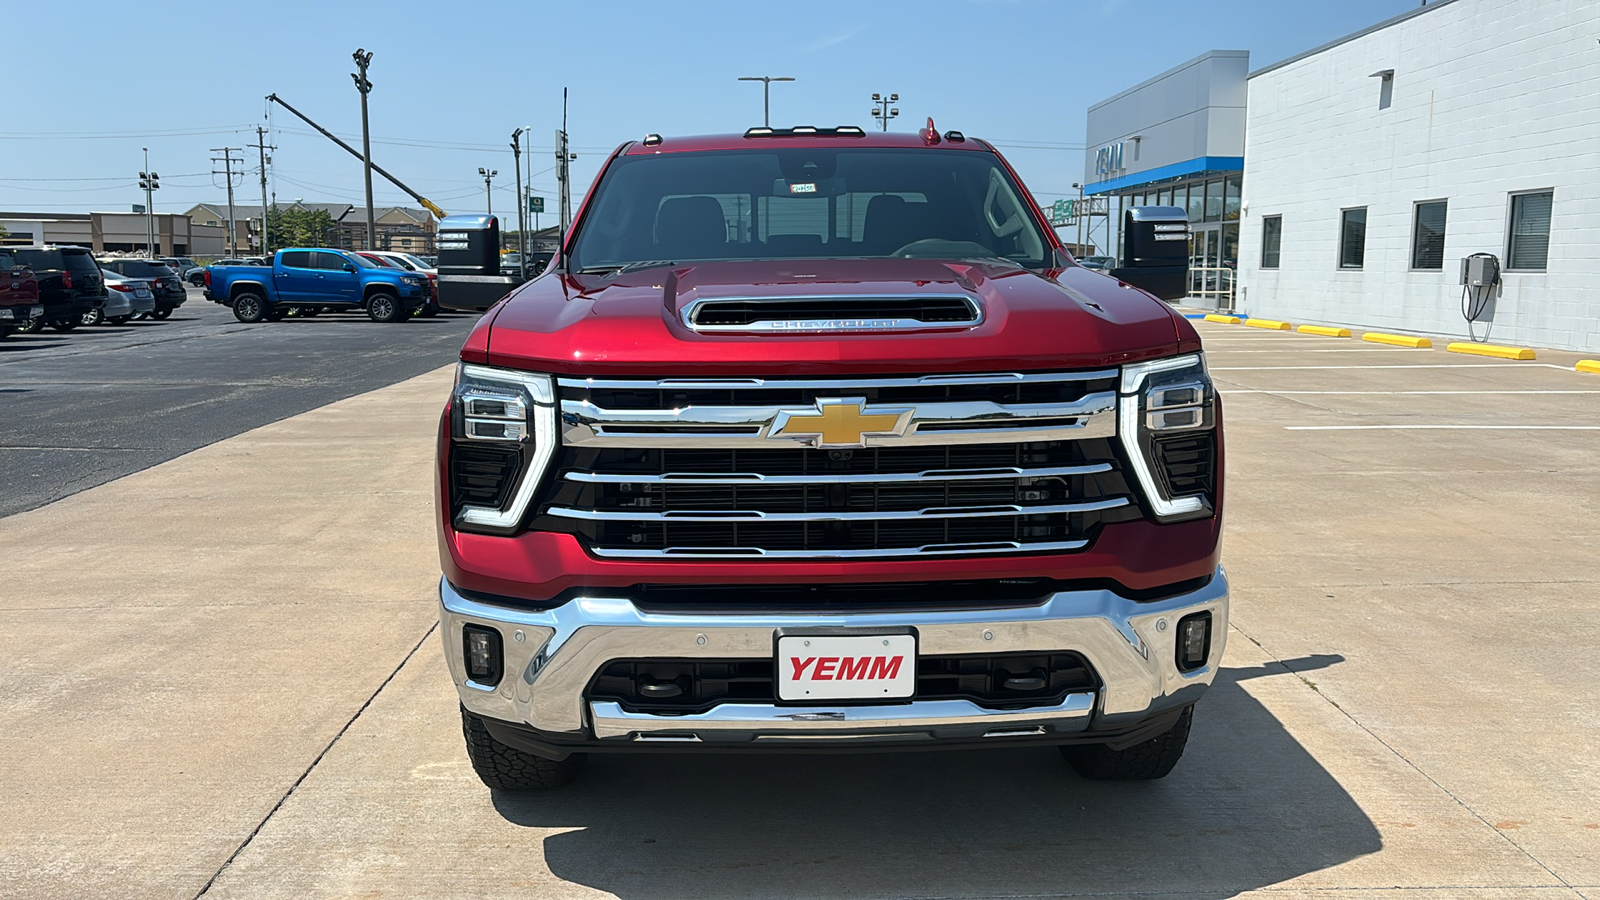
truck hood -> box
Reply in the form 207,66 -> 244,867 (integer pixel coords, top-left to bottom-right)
479,259 -> 1185,376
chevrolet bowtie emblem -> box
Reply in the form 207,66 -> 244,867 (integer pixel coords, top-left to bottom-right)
770,398 -> 914,448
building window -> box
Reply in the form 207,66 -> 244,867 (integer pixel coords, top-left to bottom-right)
1186,184 -> 1204,223
1377,72 -> 1394,110
1506,191 -> 1552,271
1411,201 -> 1447,270
1223,175 -> 1241,221
1339,208 -> 1367,269
1203,179 -> 1222,222
1261,216 -> 1282,269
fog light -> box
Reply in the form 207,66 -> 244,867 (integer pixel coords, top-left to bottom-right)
1175,612 -> 1212,672
463,625 -> 503,685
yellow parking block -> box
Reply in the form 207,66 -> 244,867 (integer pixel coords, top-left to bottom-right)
1296,325 -> 1352,338
1576,360 -> 1600,375
1203,314 -> 1242,324
1447,342 -> 1536,361
1363,332 -> 1432,348
1245,318 -> 1291,331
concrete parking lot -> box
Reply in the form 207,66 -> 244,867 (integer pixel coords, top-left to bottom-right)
1,318 -> 1596,899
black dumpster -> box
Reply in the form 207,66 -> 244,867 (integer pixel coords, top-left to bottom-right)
436,214 -> 524,312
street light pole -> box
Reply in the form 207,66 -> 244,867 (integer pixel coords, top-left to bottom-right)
738,76 -> 795,127
870,92 -> 900,132
478,166 -> 497,216
352,49 -> 376,251
138,149 -> 159,256
511,128 -> 526,280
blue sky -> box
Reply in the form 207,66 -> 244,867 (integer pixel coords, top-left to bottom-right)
1,0 -> 1419,220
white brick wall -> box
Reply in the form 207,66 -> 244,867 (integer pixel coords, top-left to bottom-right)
1237,0 -> 1600,352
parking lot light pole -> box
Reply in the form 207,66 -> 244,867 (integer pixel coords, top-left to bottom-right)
352,49 -> 376,251
511,129 -> 526,280
738,76 -> 795,127
870,92 -> 899,131
138,149 -> 159,256
478,168 -> 497,217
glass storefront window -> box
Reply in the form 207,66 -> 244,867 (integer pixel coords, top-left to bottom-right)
1204,179 -> 1223,222
1224,175 -> 1242,221
1186,183 -> 1204,223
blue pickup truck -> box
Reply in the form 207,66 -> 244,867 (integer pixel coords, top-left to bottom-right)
204,248 -> 430,323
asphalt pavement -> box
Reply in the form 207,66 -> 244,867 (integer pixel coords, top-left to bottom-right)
0,288 -> 480,518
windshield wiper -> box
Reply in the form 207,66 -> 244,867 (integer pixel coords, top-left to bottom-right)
576,260 -> 677,276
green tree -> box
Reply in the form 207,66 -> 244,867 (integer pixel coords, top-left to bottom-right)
267,207 -> 340,248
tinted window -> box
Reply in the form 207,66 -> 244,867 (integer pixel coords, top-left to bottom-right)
61,250 -> 102,275
1411,201 -> 1447,270
363,254 -> 399,267
1261,216 -> 1282,269
571,147 -> 1051,270
280,251 -> 313,269
14,249 -> 65,270
103,260 -> 166,277
1507,191 -> 1552,270
1339,208 -> 1366,269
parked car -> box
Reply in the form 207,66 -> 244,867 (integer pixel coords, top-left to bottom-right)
94,271 -> 158,325
435,127 -> 1218,791
362,250 -> 440,317
98,259 -> 186,319
0,251 -> 45,339
205,248 -> 430,323
161,257 -> 196,276
1078,255 -> 1117,272
0,245 -> 105,332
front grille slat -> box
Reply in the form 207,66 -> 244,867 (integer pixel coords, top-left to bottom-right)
535,373 -> 1140,559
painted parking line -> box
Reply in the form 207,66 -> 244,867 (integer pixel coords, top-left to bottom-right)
1212,348 -> 1428,353
1285,425 -> 1600,431
1213,364 -> 1576,371
1222,390 -> 1600,395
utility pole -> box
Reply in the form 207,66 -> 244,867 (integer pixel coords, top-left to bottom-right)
510,128 -> 526,279
255,126 -> 275,255
870,92 -> 900,131
211,147 -> 244,252
554,88 -> 578,263
351,49 -> 376,250
138,149 -> 159,256
738,76 -> 795,127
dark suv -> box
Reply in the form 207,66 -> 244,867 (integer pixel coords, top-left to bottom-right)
3,246 -> 105,332
99,259 -> 186,319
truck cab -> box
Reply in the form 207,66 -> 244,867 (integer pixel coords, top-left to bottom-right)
204,248 -> 430,323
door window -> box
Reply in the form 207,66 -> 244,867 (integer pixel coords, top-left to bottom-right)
280,251 -> 313,269
312,251 -> 350,271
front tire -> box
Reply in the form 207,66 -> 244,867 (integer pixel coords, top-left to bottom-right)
150,308 -> 172,320
367,292 -> 406,323
232,292 -> 267,324
460,707 -> 585,791
1061,706 -> 1194,781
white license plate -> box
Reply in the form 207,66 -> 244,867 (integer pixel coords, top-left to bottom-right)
777,633 -> 916,702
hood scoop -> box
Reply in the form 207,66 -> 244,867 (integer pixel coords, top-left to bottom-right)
682,294 -> 982,334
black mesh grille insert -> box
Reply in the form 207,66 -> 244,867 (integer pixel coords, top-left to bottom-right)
450,444 -> 522,512
1152,433 -> 1215,497
588,652 -> 1099,713
691,296 -> 977,327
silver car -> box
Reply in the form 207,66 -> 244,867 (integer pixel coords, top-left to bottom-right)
92,271 -> 157,325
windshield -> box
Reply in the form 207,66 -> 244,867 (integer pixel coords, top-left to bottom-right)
396,254 -> 432,269
107,260 -> 168,277
346,253 -> 378,268
570,147 -> 1051,271
362,254 -> 399,267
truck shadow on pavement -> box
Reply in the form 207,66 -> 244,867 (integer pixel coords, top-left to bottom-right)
493,654 -> 1379,899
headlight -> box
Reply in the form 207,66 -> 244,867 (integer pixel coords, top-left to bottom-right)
403,276 -> 423,285
1118,352 -> 1217,521
449,364 -> 557,533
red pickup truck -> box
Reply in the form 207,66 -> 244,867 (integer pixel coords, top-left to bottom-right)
436,125 -> 1224,790
0,252 -> 44,338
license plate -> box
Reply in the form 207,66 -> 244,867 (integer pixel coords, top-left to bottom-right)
777,633 -> 916,701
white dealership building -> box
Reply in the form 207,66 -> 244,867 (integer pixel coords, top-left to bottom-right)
1236,0 -> 1600,352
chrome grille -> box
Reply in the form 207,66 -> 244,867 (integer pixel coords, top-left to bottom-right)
534,372 -> 1138,560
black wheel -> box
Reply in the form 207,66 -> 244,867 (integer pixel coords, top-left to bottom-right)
48,318 -> 80,332
81,308 -> 104,327
460,707 -> 585,791
19,317 -> 44,334
1061,706 -> 1194,781
150,308 -> 172,320
108,316 -> 132,325
367,292 -> 406,323
231,292 -> 267,324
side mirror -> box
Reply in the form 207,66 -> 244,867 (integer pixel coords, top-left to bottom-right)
1109,206 -> 1190,302
342,262 -> 355,272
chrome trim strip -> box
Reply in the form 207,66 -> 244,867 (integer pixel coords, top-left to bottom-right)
586,539 -> 1091,559
558,371 -> 1118,390
681,295 -> 982,334
564,463 -> 1114,486
560,393 -> 1118,449
547,497 -> 1128,523
590,693 -> 1096,739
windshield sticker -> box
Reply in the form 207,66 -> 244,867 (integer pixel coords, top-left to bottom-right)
788,183 -> 817,194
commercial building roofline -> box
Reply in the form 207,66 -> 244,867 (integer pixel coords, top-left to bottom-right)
1084,156 -> 1243,196
1250,0 -> 1462,79
1088,50 -> 1249,113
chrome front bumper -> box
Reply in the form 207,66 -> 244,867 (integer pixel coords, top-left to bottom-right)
438,569 -> 1228,746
